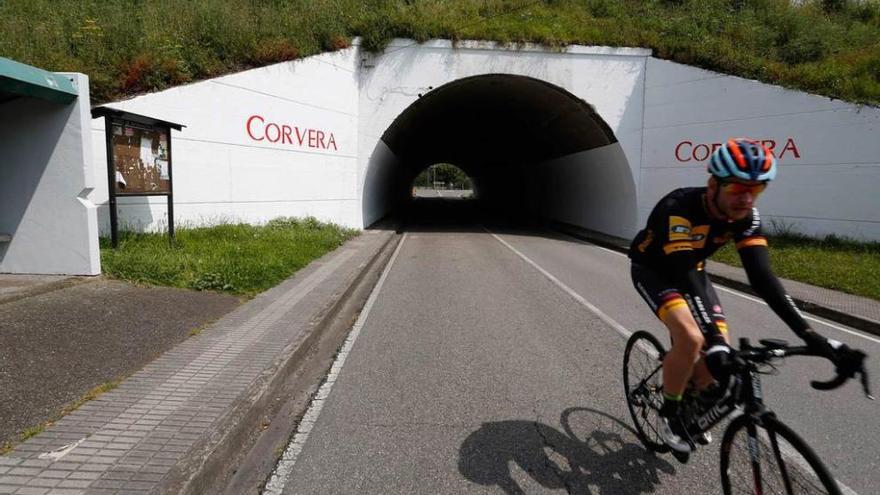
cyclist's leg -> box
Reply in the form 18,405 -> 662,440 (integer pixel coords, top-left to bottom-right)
631,263 -> 705,398
659,303 -> 705,397
632,264 -> 703,452
691,268 -> 732,390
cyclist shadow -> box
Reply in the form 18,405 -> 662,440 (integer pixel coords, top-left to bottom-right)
458,407 -> 675,494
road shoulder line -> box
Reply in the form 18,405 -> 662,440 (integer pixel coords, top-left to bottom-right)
263,232 -> 408,495
485,227 -> 632,341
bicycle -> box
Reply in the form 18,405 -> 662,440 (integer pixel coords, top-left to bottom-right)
623,330 -> 872,494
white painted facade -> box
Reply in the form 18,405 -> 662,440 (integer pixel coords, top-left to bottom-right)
90,49 -> 361,232
642,58 -> 880,240
92,39 -> 880,241
1,73 -> 100,275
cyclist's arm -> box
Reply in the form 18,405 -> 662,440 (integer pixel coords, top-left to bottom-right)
734,209 -> 811,337
740,243 -> 869,382
738,243 -> 810,336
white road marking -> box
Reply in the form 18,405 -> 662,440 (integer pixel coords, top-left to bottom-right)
263,233 -> 407,495
486,228 -> 632,341
558,231 -> 880,345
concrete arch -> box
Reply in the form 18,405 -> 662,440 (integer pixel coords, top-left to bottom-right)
362,73 -> 637,237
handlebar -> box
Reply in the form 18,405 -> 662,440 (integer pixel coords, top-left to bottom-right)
735,339 -> 873,400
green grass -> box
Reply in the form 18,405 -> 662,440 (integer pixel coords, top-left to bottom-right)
100,217 -> 359,298
1,0 -> 879,105
712,232 -> 880,301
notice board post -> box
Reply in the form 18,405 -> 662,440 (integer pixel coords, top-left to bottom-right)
92,107 -> 184,248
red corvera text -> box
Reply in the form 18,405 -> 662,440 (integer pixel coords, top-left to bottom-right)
246,115 -> 338,151
674,138 -> 800,162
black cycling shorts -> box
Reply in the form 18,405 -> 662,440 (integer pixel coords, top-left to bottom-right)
631,262 -> 728,340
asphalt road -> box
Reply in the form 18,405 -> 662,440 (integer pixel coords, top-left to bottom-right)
270,211 -> 879,493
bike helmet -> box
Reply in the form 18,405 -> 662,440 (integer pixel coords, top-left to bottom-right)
708,138 -> 777,182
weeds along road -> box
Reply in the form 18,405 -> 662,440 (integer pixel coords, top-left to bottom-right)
268,214 -> 879,494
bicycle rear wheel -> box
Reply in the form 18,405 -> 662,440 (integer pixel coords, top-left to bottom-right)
720,414 -> 841,495
623,330 -> 669,453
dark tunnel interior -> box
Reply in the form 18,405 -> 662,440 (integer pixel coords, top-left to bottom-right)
363,74 -> 635,232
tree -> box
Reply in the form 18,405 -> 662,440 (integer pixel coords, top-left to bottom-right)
414,163 -> 472,189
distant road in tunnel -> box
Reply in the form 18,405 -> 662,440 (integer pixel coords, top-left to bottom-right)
273,208 -> 879,494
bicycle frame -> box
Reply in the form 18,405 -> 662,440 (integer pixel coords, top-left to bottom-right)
686,368 -> 769,438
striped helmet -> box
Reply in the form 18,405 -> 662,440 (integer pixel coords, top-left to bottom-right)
708,138 -> 777,182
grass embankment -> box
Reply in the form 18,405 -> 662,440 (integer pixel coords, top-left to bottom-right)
1,0 -> 878,105
712,233 -> 880,301
100,217 -> 359,298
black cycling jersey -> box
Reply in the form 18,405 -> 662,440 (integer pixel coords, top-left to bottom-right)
629,187 -> 809,341
629,187 -> 766,268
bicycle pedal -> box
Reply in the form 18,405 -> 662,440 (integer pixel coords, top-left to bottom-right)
671,450 -> 690,464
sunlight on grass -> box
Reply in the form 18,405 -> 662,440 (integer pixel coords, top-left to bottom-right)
100,217 -> 359,298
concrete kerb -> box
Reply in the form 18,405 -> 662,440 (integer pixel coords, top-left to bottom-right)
548,221 -> 880,337
156,229 -> 401,494
0,275 -> 96,306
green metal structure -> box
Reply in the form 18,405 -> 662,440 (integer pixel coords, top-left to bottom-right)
0,57 -> 78,105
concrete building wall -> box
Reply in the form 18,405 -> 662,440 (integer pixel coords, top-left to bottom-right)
358,40 -> 649,228
0,73 -> 99,275
91,47 -> 361,232
642,58 -> 880,240
89,39 -> 880,241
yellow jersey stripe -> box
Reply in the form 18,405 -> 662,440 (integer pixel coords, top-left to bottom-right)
657,298 -> 688,322
736,236 -> 768,250
663,241 -> 693,255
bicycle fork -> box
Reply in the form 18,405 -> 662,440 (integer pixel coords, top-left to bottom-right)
724,369 -> 794,495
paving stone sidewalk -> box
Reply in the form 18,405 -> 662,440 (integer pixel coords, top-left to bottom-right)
0,279 -> 241,449
0,229 -> 396,495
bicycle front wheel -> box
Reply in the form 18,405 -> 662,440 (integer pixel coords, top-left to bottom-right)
720,414 -> 841,495
623,330 -> 669,453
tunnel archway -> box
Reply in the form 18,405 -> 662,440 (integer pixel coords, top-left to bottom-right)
362,74 -> 637,237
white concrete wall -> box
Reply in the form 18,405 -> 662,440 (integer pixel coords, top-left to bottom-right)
91,47 -> 361,232
642,58 -> 880,240
361,140 -> 404,227
359,40 -> 649,227
87,39 -> 880,242
0,73 -> 100,275
537,144 -> 638,239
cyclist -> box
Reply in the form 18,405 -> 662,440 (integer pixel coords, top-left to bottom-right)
628,138 -> 860,453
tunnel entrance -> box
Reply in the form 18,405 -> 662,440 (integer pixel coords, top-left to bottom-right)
362,74 -> 637,236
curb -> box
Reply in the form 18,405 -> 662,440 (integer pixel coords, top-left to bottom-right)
158,230 -> 401,494
548,221 -> 880,338
0,275 -> 97,306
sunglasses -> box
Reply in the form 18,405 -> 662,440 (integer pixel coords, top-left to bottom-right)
721,181 -> 767,195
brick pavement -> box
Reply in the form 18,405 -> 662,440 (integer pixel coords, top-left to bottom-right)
0,229 -> 395,495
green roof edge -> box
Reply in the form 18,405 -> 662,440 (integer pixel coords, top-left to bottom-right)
0,57 -> 79,104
